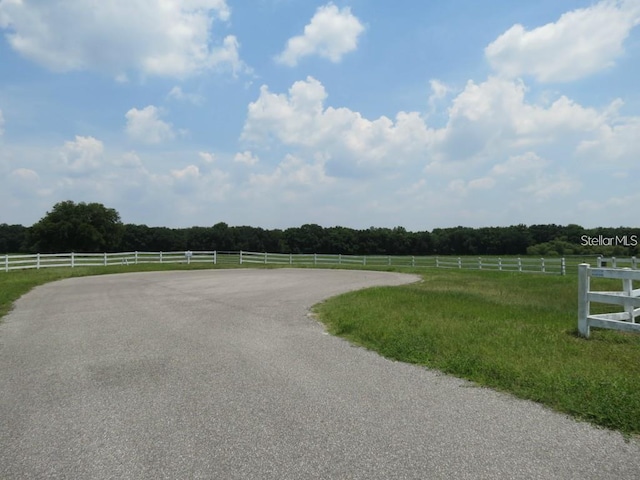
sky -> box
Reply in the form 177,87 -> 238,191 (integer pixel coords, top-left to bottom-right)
0,0 -> 639,230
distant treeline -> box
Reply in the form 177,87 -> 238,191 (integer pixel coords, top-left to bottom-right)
1,221 -> 638,256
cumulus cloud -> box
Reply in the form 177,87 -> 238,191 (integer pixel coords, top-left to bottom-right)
276,3 -> 365,66
485,0 -> 640,82
58,135 -> 104,174
234,150 -> 259,166
242,76 -> 433,171
125,105 -> 175,144
0,0 -> 246,78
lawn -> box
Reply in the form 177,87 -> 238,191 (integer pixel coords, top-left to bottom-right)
313,268 -> 640,436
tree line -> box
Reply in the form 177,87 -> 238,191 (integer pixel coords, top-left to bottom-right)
1,201 -> 638,256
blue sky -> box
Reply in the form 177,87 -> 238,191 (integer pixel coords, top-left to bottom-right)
0,0 -> 638,230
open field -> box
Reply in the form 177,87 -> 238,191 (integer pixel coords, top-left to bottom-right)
2,262 -> 639,436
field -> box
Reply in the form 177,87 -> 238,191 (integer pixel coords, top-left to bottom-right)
1,262 -> 639,436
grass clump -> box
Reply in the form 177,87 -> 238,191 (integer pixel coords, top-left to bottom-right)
313,269 -> 640,436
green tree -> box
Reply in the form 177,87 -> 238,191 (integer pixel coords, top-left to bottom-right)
28,201 -> 124,252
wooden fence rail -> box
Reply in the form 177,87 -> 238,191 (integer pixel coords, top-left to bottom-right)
578,263 -> 640,338
1,251 -> 637,277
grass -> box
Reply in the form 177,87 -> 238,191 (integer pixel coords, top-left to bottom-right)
2,263 -> 640,436
313,268 -> 640,437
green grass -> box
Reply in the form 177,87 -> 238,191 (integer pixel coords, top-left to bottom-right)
313,269 -> 640,437
2,263 -> 640,436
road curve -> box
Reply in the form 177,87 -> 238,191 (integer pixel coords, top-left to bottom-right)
1,268 -> 639,479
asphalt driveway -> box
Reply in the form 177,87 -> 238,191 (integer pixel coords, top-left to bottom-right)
1,268 -> 639,479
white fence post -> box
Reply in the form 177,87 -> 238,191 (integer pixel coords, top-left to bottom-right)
541,258 -> 545,273
104,252 -> 107,266
633,256 -> 637,269
37,253 -> 40,269
561,257 -> 566,276
71,252 -> 75,268
264,252 -> 267,264
458,257 -> 461,269
213,251 -> 217,264
135,251 -> 139,264
4,254 -> 8,272
578,264 -> 590,338
412,256 -> 415,267
160,251 -> 163,264
498,258 -> 502,271
239,251 -> 243,265
436,256 -> 439,268
478,257 -> 482,270
518,257 -> 522,272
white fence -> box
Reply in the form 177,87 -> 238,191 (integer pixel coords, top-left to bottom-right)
238,251 -> 570,273
1,250 -> 637,276
2,251 -> 218,271
578,264 -> 640,338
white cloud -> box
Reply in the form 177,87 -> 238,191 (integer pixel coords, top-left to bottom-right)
248,154 -> 332,191
485,0 -> 640,82
167,86 -> 204,105
0,0 -> 244,78
428,79 -> 451,114
491,152 -> 549,177
58,135 -> 104,174
198,151 -> 216,163
275,3 -> 365,66
234,150 -> 259,166
577,118 -> 640,166
125,105 -> 175,144
242,76 -> 434,171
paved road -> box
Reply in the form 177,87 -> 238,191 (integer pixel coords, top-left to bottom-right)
1,269 -> 639,479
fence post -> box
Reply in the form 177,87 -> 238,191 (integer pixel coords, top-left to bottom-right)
632,256 -> 637,269
160,251 -> 163,264
499,258 -> 502,271
541,258 -> 545,273
289,253 -> 293,265
436,256 -> 439,268
37,253 -> 40,269
479,257 -> 482,270
458,257 -> 461,269
213,251 -> 217,265
578,263 -> 590,338
597,256 -> 603,267
518,257 -> 522,272
314,253 -> 317,265
388,256 -> 391,266
363,256 -> 367,266
412,256 -> 415,267
339,254 -> 342,265
612,257 -> 617,268
264,252 -> 267,264
622,268 -> 634,322
104,252 -> 107,266
135,251 -> 139,264
71,252 -> 75,268
4,254 -> 8,272
561,257 -> 566,276
240,251 -> 243,265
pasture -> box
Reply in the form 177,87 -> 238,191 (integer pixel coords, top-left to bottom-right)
1,262 -> 639,436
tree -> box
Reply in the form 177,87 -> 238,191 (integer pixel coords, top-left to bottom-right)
28,201 -> 124,252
